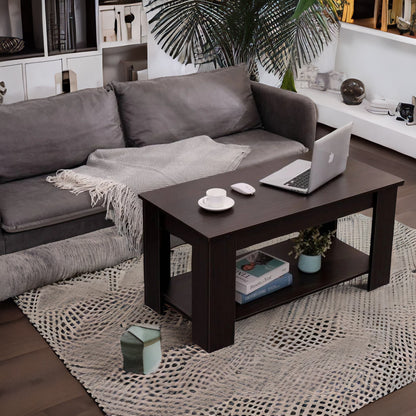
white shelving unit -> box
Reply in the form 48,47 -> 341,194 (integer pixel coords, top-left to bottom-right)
341,22 -> 416,47
99,1 -> 148,84
99,2 -> 147,48
299,88 -> 416,159
0,0 -> 102,104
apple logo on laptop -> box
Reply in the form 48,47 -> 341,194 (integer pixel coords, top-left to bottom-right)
328,152 -> 335,163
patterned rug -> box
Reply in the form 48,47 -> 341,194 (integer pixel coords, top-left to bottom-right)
15,215 -> 416,416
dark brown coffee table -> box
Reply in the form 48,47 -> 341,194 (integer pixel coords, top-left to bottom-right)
140,157 -> 404,352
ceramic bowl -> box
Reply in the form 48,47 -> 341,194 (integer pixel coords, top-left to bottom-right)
0,37 -> 25,54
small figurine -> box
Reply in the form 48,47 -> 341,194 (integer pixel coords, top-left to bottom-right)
396,101 -> 415,123
406,96 -> 416,126
0,81 -> 6,104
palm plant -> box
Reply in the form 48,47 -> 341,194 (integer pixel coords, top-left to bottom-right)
144,0 -> 340,90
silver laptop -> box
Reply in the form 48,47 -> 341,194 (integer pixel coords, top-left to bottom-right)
260,122 -> 353,194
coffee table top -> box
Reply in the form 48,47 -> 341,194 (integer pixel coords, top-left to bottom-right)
140,157 -> 404,240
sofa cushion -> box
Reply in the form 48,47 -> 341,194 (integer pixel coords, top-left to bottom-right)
112,65 -> 262,147
0,174 -> 105,233
0,88 -> 125,183
216,129 -> 308,168
2,213 -> 112,255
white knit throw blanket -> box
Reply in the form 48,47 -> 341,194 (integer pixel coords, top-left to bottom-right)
47,136 -> 250,252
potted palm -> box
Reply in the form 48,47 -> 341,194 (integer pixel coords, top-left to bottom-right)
290,226 -> 336,273
144,0 -> 339,90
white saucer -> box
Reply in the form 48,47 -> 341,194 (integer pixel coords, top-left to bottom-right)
198,196 -> 235,212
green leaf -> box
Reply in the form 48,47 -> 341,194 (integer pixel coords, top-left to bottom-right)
145,0 -> 340,80
292,0 -> 317,19
281,67 -> 297,92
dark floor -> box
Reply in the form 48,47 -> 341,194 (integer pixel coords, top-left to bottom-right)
0,130 -> 415,416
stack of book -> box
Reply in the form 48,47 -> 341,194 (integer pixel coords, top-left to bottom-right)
366,98 -> 396,115
46,0 -> 76,53
235,250 -> 292,304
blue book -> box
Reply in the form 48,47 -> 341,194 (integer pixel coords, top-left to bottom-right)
235,272 -> 293,304
236,250 -> 290,294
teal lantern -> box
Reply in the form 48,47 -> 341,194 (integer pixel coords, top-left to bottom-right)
121,325 -> 161,374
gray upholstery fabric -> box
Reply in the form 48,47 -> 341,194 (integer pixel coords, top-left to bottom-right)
0,174 -> 105,233
216,129 -> 308,168
0,76 -> 318,256
251,81 -> 317,150
0,226 -> 135,300
0,88 -> 125,183
112,66 -> 262,147
0,231 -> 5,255
2,213 -> 112,255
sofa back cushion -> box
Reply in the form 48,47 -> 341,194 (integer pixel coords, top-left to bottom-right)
112,65 -> 262,147
0,88 -> 125,183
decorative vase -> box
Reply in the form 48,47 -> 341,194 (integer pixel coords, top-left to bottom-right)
298,253 -> 321,273
340,78 -> 366,105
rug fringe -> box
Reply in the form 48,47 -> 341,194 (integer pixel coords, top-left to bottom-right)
47,170 -> 142,252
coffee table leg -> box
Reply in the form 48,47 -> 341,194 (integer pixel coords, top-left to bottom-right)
368,187 -> 398,291
192,236 -> 236,352
143,201 -> 171,313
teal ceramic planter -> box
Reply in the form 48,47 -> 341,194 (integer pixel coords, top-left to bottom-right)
298,253 -> 321,273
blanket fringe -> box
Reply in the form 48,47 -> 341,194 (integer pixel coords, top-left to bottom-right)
47,170 -> 142,253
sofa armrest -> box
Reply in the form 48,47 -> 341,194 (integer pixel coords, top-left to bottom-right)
251,81 -> 317,150
0,229 -> 5,255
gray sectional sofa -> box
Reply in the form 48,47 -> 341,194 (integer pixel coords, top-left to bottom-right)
0,65 -> 317,255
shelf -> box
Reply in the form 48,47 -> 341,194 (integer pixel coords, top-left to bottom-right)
299,88 -> 416,158
101,40 -> 145,49
99,0 -> 141,5
48,47 -> 98,57
0,49 -> 44,62
341,22 -> 416,47
236,239 -> 369,320
99,2 -> 146,48
45,1 -> 97,55
164,238 -> 369,322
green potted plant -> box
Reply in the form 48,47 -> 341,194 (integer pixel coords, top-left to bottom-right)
145,0 -> 339,91
290,226 -> 336,273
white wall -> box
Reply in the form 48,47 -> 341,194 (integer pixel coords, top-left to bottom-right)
146,9 -> 282,83
146,7 -> 197,79
335,24 -> 416,103
147,32 -> 197,78
147,16 -> 416,106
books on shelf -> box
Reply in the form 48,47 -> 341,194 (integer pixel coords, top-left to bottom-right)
236,250 -> 290,295
235,272 -> 293,304
46,0 -> 77,53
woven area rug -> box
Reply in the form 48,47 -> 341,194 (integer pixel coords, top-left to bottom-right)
15,215 -> 416,416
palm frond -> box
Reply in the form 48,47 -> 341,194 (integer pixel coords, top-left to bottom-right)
257,0 -> 339,77
256,0 -> 297,76
145,0 -> 227,65
145,0 -> 340,81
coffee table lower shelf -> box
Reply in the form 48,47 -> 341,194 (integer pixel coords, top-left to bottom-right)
164,238 -> 369,322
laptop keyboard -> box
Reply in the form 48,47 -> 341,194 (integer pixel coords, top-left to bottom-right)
284,169 -> 310,189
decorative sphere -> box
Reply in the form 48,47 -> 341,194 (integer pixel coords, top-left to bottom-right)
340,78 -> 365,105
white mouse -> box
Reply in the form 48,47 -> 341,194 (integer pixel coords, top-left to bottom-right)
231,182 -> 256,195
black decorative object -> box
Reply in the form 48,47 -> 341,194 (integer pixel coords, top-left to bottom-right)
406,96 -> 416,126
0,81 -> 6,104
0,37 -> 25,54
396,102 -> 414,123
340,78 -> 366,105
124,7 -> 135,40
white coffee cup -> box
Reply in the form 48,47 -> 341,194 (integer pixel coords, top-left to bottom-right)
205,188 -> 227,208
